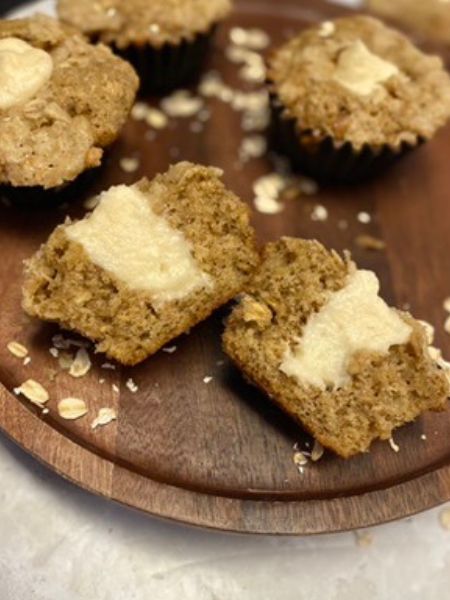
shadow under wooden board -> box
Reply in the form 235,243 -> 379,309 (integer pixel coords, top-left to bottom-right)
1,0 -> 450,535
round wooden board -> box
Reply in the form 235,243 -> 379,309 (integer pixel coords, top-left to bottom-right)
1,0 -> 450,535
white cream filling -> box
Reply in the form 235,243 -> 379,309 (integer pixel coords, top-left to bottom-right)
332,40 -> 399,96
0,37 -> 53,110
66,185 -> 213,308
280,269 -> 412,391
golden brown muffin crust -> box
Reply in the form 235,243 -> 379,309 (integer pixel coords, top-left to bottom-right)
57,0 -> 233,49
268,16 -> 450,150
0,15 -> 139,189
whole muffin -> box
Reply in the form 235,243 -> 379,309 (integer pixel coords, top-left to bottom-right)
0,15 -> 139,203
267,16 -> 450,183
57,0 -> 233,92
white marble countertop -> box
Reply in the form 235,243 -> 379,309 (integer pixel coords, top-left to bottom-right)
1,2 -> 449,599
0,434 -> 449,600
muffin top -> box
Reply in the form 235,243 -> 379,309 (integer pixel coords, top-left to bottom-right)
368,0 -> 450,46
268,16 -> 450,149
0,15 -> 138,189
57,0 -> 233,49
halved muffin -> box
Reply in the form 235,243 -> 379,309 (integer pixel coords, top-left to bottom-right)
224,237 -> 449,458
23,162 -> 260,365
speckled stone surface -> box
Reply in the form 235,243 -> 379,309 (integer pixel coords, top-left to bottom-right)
1,2 -> 449,599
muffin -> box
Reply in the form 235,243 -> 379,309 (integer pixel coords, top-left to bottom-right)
267,16 -> 450,183
223,238 -> 450,458
57,0 -> 233,92
0,15 -> 139,204
367,0 -> 450,47
23,162 -> 260,366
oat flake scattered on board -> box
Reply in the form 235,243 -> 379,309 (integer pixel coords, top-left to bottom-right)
311,204 -> 328,222
126,378 -> 138,393
161,91 -> 203,118
357,211 -> 371,224
131,102 -> 149,121
145,108 -> 168,129
14,379 -> 49,407
7,341 -> 28,359
229,27 -> 270,50
254,195 -> 284,215
69,348 -> 92,378
57,398 -> 88,421
91,408 -> 117,430
102,362 -> 116,370
120,157 -> 140,173
293,451 -> 308,468
443,297 -> 450,313
355,234 -> 386,251
162,346 -> 177,354
311,440 -> 325,462
389,437 -> 400,453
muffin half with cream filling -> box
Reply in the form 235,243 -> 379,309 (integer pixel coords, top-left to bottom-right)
23,162 -> 260,365
223,238 -> 450,458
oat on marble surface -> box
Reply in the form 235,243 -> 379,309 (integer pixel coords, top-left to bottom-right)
439,507 -> 450,530
7,341 -> 29,359
14,379 -> 49,407
57,398 -> 88,421
355,530 -> 374,548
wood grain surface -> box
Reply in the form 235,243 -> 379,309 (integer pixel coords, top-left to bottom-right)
0,0 -> 450,534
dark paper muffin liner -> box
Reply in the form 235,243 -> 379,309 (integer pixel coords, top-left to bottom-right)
0,166 -> 100,208
269,94 -> 422,184
116,27 -> 216,94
